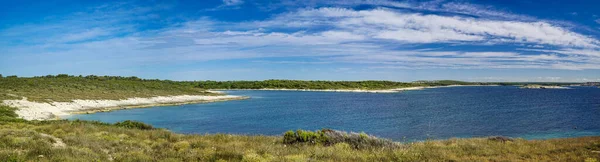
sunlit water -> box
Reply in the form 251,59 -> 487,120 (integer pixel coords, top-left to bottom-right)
67,86 -> 600,141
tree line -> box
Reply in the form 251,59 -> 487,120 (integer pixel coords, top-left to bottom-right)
194,79 -> 493,90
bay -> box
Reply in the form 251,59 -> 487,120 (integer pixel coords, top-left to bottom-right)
67,86 -> 600,141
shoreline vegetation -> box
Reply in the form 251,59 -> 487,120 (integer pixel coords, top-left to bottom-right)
197,79 -> 581,92
197,80 -> 498,90
1,75 -> 599,161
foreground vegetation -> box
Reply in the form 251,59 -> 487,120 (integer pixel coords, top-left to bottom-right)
0,74 -> 216,102
0,118 -> 599,161
0,108 -> 598,161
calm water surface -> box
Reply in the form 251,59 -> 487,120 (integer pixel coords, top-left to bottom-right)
67,86 -> 600,141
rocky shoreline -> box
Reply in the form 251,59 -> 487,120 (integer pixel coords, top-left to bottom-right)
3,95 -> 249,120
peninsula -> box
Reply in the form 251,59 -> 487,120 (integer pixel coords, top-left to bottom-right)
0,75 -> 248,120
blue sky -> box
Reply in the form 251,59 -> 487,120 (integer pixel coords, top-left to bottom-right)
1,0 -> 600,82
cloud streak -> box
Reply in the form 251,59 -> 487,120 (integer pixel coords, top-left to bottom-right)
223,0 -> 244,6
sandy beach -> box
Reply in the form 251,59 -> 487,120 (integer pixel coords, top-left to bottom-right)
3,95 -> 248,120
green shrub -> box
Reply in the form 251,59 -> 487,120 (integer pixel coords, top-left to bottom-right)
283,129 -> 329,145
283,130 -> 296,144
114,120 -> 154,130
283,129 -> 398,149
0,105 -> 23,122
0,105 -> 18,119
56,74 -> 70,78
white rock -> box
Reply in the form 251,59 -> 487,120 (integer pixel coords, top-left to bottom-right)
3,95 -> 246,120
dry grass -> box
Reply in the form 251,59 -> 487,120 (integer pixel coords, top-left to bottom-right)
0,120 -> 598,161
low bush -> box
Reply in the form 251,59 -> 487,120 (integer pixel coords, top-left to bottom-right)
283,130 -> 329,145
113,120 -> 154,130
0,105 -> 26,123
283,129 -> 399,149
0,105 -> 18,119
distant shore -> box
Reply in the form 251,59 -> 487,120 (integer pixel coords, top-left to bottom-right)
520,85 -> 570,89
3,95 -> 249,120
212,85 -> 500,93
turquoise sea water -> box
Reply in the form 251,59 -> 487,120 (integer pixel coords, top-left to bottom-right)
67,86 -> 600,141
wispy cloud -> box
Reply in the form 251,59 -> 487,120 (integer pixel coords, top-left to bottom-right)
270,0 -> 535,21
223,0 -> 244,6
0,2 -> 168,46
204,0 -> 245,11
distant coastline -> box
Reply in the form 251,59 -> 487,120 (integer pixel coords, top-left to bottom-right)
212,85 -> 500,93
520,85 -> 570,89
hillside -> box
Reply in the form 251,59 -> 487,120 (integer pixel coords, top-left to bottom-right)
0,75 -> 217,102
195,80 -> 495,90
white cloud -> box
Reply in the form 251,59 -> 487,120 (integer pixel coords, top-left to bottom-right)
227,7 -> 599,48
193,30 -> 365,46
461,52 -> 518,57
0,2 -> 164,45
223,0 -> 243,6
270,8 -> 599,47
519,48 -> 600,57
58,28 -> 111,43
272,0 -> 535,21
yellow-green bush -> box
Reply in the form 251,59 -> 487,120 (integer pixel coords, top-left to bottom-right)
113,120 -> 154,130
